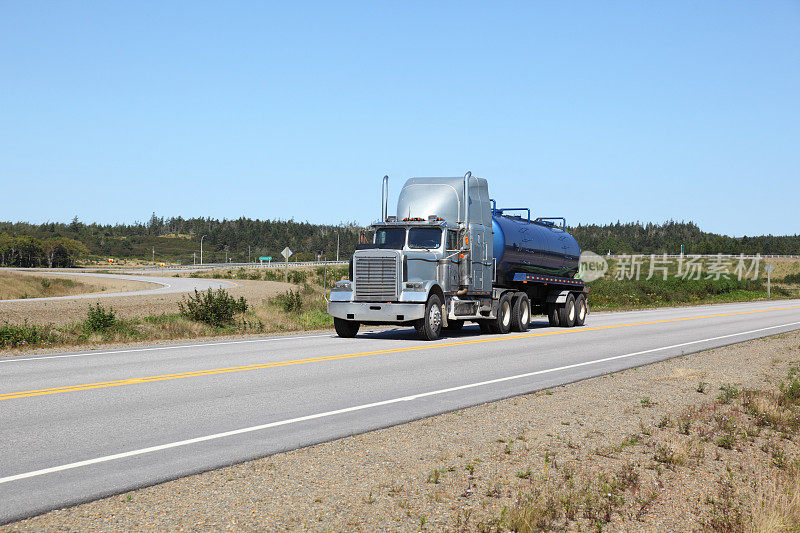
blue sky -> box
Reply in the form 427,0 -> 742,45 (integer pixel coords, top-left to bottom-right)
1,1 -> 798,236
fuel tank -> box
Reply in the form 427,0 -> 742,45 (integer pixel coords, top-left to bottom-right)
491,214 -> 581,282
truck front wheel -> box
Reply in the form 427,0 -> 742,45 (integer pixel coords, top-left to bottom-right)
334,318 -> 360,338
488,293 -> 512,334
416,294 -> 443,341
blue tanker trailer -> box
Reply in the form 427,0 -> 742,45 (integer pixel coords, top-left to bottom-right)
328,172 -> 589,340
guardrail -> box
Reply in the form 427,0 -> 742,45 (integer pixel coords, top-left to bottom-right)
137,260 -> 349,272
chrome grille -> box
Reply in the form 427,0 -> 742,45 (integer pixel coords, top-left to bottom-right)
355,256 -> 398,301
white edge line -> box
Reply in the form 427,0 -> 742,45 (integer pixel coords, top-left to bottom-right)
2,320 -> 799,486
0,333 -> 335,364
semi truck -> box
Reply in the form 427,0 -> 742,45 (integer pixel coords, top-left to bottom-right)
327,172 -> 588,340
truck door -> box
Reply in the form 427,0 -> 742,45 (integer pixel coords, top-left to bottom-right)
445,229 -> 460,291
472,230 -> 483,290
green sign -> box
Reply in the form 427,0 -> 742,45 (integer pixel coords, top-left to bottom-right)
259,256 -> 272,261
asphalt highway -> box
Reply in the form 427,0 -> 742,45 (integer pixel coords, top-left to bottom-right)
1,299 -> 799,523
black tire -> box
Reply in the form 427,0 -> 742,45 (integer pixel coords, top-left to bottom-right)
478,320 -> 492,334
510,293 -> 530,332
416,294 -> 443,341
443,320 -> 464,331
334,317 -> 360,338
547,303 -> 560,327
574,294 -> 588,326
557,294 -> 576,328
488,293 -> 512,334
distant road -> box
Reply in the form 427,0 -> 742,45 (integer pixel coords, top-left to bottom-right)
2,270 -> 238,302
1,298 -> 799,523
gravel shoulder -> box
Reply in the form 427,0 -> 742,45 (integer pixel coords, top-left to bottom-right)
5,329 -> 799,531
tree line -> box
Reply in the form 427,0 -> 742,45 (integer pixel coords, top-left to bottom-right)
0,234 -> 89,267
0,217 -> 796,267
569,220 -> 799,255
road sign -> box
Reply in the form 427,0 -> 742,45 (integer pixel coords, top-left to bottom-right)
259,256 -> 272,261
281,247 -> 293,259
765,263 -> 775,299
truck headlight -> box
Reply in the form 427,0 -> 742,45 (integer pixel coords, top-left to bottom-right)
404,281 -> 425,291
332,280 -> 352,291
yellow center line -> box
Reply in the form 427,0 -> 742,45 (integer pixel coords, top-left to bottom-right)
2,304 -> 799,401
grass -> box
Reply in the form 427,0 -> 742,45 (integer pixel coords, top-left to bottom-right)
0,271 -> 96,300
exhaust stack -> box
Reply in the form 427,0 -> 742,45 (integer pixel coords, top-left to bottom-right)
381,175 -> 389,221
460,171 -> 472,288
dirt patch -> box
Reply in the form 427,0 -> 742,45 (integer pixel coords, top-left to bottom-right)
0,271 -> 158,301
6,330 -> 800,531
0,279 -> 294,327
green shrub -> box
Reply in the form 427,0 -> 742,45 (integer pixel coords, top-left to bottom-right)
85,303 -> 117,332
0,321 -> 55,348
782,272 -> 800,284
273,289 -> 303,312
179,289 -> 248,327
288,270 -> 308,283
587,276 -> 776,309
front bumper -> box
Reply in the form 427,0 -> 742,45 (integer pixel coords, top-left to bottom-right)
327,301 -> 425,323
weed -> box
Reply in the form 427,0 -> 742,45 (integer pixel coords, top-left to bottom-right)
677,415 -> 691,435
654,445 -> 685,467
622,433 -> 640,446
779,367 -> 800,405
703,478 -> 745,531
426,469 -> 440,484
516,468 -> 533,479
717,383 -> 741,405
640,397 -> 656,408
697,381 -> 708,393
716,434 -> 735,450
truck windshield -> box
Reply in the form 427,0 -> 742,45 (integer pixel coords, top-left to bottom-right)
408,228 -> 442,249
373,228 -> 406,249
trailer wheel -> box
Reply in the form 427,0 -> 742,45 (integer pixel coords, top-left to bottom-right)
416,294 -> 443,341
547,303 -> 560,327
574,294 -> 588,326
488,293 -> 512,334
334,318 -> 360,338
557,294 -> 576,328
444,320 -> 464,331
510,293 -> 530,332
